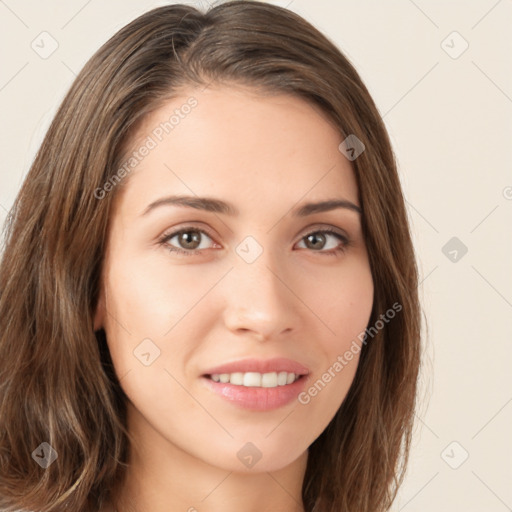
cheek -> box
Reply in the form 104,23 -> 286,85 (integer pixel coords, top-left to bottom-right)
308,256 -> 374,350
103,252 -> 223,384
295,278 -> 371,440
297,257 -> 373,412
102,260 -> 197,413
105,253 -> 209,338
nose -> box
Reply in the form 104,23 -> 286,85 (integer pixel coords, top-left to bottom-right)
221,247 -> 303,342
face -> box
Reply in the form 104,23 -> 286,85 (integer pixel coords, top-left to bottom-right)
94,84 -> 374,473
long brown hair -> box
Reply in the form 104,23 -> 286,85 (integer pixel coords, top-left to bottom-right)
0,2 -> 421,511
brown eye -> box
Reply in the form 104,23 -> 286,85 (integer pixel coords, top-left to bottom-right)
159,226 -> 350,258
173,230 -> 202,250
160,228 -> 215,256
297,228 -> 349,256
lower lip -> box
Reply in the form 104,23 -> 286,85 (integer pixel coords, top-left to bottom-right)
200,375 -> 309,411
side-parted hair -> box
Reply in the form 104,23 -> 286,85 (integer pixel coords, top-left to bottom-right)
0,2 -> 421,511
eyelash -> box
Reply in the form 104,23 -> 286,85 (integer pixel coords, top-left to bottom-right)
158,226 -> 351,258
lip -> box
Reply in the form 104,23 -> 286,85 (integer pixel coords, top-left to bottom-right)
202,357 -> 310,377
200,357 -> 310,412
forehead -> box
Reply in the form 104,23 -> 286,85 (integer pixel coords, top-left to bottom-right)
114,85 -> 359,217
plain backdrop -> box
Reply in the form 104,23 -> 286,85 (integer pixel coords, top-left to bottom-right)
1,1 -> 511,511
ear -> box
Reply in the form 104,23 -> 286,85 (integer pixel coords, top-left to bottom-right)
93,285 -> 106,332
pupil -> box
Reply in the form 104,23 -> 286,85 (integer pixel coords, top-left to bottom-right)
181,231 -> 200,249
307,233 -> 325,249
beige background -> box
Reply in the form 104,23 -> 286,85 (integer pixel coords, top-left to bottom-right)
1,0 -> 511,510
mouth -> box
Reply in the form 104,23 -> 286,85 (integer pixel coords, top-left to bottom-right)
200,358 -> 310,411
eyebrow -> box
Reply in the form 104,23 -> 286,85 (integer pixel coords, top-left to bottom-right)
141,195 -> 362,217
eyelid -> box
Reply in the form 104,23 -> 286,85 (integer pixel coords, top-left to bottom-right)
300,223 -> 349,240
158,221 -> 354,263
156,217 -> 206,234
158,223 -> 217,245
158,222 -> 349,245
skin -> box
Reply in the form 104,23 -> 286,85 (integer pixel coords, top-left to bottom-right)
94,84 -> 374,512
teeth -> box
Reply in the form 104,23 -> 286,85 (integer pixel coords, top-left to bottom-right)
230,372 -> 243,385
244,372 -> 261,387
209,371 -> 300,387
277,371 -> 288,386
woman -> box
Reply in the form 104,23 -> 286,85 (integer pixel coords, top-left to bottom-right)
0,2 -> 421,511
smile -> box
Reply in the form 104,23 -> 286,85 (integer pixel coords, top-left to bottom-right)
208,371 -> 301,387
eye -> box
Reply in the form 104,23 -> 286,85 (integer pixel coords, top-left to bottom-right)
296,227 -> 350,256
158,227 -> 216,257
158,226 -> 350,257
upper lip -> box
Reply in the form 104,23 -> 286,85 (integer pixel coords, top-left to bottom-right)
202,357 -> 310,376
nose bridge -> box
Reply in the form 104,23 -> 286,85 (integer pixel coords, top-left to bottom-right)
236,234 -> 288,305
222,234 -> 298,338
